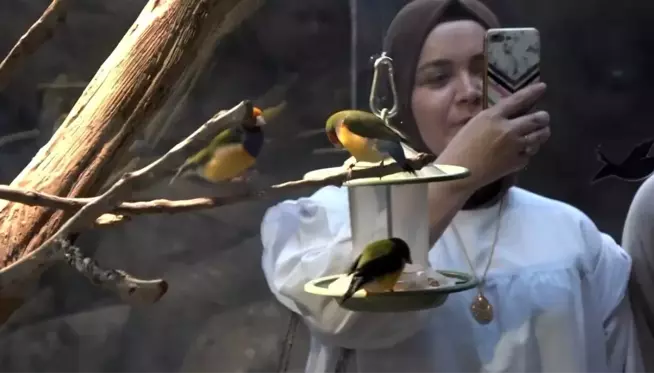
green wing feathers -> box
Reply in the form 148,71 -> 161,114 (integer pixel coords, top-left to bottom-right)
186,128 -> 242,165
169,128 -> 242,185
347,254 -> 362,275
343,110 -> 410,143
357,240 -> 394,267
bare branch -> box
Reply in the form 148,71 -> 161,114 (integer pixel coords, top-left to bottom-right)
0,0 -> 69,91
0,129 -> 40,149
0,101 -> 251,304
0,153 -> 438,216
58,238 -> 167,304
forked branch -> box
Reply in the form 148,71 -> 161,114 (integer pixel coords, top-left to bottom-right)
0,101 -> 252,304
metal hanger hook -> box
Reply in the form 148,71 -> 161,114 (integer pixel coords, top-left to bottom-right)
369,52 -> 399,120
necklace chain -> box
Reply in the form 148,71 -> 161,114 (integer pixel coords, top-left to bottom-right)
451,195 -> 504,285
450,196 -> 505,324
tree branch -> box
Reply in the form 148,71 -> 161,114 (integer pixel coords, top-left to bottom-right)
58,238 -> 167,304
0,101 -> 251,304
0,0 -> 69,91
0,153 -> 438,216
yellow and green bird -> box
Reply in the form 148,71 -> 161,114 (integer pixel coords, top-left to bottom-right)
169,106 -> 266,185
339,237 -> 413,304
325,110 -> 418,175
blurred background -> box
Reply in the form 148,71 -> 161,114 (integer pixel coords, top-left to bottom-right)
0,0 -> 651,371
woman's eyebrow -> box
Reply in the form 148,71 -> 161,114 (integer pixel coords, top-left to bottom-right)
417,59 -> 451,73
417,52 -> 485,75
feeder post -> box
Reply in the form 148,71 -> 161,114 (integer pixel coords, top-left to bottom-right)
347,183 -> 430,267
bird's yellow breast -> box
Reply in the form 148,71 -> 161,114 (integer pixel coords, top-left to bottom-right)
202,144 -> 256,182
336,124 -> 384,163
362,269 -> 404,293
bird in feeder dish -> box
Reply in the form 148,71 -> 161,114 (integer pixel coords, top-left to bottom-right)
304,266 -> 478,313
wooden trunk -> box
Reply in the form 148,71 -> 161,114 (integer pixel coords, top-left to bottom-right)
0,0 -> 259,323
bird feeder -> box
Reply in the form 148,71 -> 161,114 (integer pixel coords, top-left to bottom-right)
303,153 -> 478,312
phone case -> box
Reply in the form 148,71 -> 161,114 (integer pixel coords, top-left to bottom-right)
484,28 -> 541,108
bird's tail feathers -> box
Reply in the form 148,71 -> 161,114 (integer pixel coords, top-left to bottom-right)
339,275 -> 365,304
401,162 -> 418,175
385,122 -> 411,144
169,163 -> 192,186
378,140 -> 418,175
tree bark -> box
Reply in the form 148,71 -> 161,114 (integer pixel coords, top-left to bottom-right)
0,0 -> 260,322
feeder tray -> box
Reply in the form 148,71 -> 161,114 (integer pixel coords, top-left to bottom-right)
304,269 -> 477,312
303,161 -> 470,187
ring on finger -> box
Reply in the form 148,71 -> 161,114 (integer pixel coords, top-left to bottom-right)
521,132 -> 543,156
522,144 -> 538,156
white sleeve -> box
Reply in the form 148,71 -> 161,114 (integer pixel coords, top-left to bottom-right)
581,218 -> 643,372
621,176 -> 654,371
260,186 -> 430,350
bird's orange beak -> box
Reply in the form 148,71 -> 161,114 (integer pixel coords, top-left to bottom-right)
253,107 -> 263,117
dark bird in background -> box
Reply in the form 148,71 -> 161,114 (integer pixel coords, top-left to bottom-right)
592,139 -> 654,183
339,237 -> 413,304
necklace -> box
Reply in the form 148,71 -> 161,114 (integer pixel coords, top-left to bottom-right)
450,195 -> 505,325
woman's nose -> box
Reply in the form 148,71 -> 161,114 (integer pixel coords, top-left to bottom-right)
455,73 -> 482,105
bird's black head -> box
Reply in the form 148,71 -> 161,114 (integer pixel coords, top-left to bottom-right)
389,237 -> 412,264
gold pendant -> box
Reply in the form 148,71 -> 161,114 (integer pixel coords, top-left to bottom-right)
470,292 -> 493,325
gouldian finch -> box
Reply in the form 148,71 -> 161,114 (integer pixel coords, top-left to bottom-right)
339,237 -> 413,304
325,110 -> 418,176
169,106 -> 266,185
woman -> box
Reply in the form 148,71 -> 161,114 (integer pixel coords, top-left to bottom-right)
622,175 -> 654,371
260,0 -> 642,371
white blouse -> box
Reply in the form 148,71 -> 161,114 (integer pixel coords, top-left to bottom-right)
261,186 -> 643,372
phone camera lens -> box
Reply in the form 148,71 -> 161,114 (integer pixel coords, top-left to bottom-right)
490,34 -> 505,43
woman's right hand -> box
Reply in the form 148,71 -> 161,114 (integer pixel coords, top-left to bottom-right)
437,82 -> 551,192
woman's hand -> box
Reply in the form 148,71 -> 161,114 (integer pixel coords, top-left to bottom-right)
438,82 -> 551,192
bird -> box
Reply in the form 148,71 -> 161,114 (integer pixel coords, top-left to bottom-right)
169,106 -> 266,185
339,237 -> 413,304
592,139 -> 654,183
325,110 -> 418,177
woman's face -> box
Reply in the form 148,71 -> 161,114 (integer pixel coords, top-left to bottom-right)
411,20 -> 486,154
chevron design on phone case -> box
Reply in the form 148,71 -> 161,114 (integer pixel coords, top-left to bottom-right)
486,28 -> 540,107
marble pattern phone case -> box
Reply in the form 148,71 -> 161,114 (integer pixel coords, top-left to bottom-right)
484,28 -> 541,108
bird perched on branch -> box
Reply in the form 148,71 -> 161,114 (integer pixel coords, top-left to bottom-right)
340,237 -> 413,304
325,110 -> 418,176
169,106 -> 266,185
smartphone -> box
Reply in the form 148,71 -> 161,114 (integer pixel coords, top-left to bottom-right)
483,27 -> 541,109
